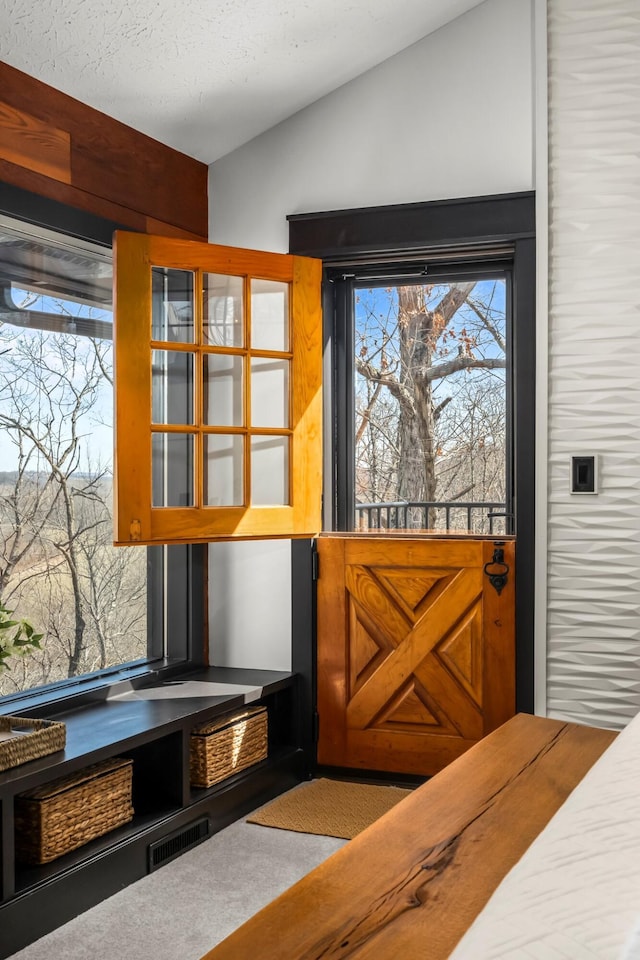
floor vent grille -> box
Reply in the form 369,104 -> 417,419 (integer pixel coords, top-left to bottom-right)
148,817 -> 210,872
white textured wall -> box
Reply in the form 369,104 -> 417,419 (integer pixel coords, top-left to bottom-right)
208,0 -> 535,670
547,0 -> 640,728
210,0 -> 534,252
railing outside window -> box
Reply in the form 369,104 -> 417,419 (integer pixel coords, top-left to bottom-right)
354,501 -> 507,535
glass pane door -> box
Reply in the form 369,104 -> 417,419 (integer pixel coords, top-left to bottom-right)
113,231 -> 322,544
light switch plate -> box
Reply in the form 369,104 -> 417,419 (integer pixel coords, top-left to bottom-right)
570,455 -> 598,494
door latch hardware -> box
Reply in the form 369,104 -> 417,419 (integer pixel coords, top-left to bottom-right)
484,543 -> 509,595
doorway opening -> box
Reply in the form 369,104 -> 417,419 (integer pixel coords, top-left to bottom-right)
337,267 -> 511,537
289,193 -> 535,740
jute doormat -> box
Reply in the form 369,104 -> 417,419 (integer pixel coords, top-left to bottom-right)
246,778 -> 412,839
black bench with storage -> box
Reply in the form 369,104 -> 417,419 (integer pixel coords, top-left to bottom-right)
0,666 -> 304,958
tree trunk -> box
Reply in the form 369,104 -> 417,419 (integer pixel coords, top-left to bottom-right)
59,483 -> 86,677
397,287 -> 437,515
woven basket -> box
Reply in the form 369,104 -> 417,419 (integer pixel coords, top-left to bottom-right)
190,706 -> 268,788
0,715 -> 66,773
15,756 -> 134,864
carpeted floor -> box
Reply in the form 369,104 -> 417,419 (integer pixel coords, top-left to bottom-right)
247,777 -> 412,838
7,778 -> 415,959
6,815 -> 346,960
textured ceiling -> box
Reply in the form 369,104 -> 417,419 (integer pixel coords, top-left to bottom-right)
0,0 -> 487,163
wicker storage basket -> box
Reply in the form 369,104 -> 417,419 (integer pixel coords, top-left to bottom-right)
0,716 -> 66,773
190,706 -> 268,788
15,756 -> 134,864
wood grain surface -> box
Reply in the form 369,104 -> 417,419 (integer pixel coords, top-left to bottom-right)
317,536 -> 516,776
0,61 -> 207,237
0,100 -> 70,183
201,714 -> 616,960
113,231 -> 322,544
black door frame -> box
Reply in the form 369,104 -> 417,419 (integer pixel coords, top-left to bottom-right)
289,192 -> 535,717
327,258 -> 515,534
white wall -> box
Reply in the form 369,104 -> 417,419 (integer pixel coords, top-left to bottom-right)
210,0 -> 534,253
208,0 -> 535,670
208,539 -> 292,671
546,0 -> 640,729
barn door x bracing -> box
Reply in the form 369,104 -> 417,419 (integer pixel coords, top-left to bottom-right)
317,535 -> 515,776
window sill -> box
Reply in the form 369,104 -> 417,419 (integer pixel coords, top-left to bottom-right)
0,658 -> 191,719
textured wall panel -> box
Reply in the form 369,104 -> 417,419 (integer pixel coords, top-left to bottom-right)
547,0 -> 640,728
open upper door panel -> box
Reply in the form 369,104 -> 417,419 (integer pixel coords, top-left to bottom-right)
113,231 -> 322,545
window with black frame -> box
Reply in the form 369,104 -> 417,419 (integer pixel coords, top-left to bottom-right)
0,213 -> 193,698
330,259 -> 513,537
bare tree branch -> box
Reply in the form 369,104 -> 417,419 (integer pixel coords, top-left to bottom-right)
355,355 -> 415,412
433,396 -> 452,422
466,295 -> 506,352
355,379 -> 383,446
426,356 -> 506,383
